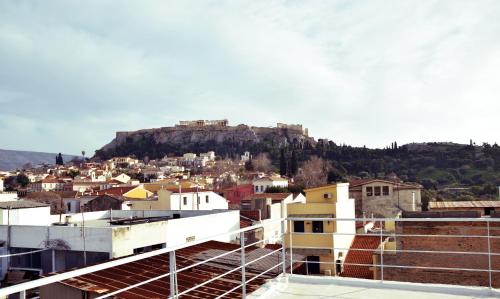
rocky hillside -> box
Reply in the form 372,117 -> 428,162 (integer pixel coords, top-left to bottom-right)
95,122 -> 315,160
0,149 -> 77,171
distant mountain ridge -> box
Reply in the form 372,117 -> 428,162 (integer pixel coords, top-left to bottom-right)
0,149 -> 77,171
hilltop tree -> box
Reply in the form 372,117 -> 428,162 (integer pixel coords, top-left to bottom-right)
290,150 -> 298,176
16,173 -> 30,187
294,156 -> 330,188
279,148 -> 287,176
56,153 -> 64,165
253,153 -> 273,172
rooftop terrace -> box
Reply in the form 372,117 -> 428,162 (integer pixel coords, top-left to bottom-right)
250,275 -> 499,299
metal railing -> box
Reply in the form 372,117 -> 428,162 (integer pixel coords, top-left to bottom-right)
0,217 -> 498,298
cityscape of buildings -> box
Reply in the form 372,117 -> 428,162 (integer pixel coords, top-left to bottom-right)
0,144 -> 498,298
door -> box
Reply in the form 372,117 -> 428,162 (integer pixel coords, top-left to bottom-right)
307,256 -> 320,274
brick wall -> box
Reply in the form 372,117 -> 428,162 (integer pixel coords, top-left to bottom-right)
374,219 -> 500,288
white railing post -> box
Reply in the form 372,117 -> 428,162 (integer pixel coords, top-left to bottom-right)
19,290 -> 26,299
487,220 -> 492,290
380,220 -> 384,282
240,231 -> 246,298
281,219 -> 286,275
289,219 -> 293,275
169,251 -> 177,298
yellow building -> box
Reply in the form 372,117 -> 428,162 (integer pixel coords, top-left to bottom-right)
286,183 -> 355,276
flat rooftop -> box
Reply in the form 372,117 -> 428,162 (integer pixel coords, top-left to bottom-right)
249,275 -> 499,299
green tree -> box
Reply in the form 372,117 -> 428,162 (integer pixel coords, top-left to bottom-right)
290,150 -> 298,176
279,148 -> 287,176
16,173 -> 29,187
68,170 -> 80,179
56,153 -> 64,165
244,159 -> 254,171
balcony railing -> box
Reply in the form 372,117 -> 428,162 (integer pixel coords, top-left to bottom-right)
0,217 -> 498,298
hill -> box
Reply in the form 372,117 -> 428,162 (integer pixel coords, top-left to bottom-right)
94,121 -> 500,199
0,149 -> 77,171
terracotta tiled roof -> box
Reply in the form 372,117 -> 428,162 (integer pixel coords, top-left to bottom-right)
429,201 -> 500,209
240,210 -> 261,221
49,240 -> 303,299
240,218 -> 253,228
341,235 -> 383,279
101,186 -> 136,197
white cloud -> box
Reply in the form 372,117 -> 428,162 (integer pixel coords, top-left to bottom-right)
0,0 -> 499,154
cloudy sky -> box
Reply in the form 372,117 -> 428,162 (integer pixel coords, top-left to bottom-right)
1,1 -> 499,155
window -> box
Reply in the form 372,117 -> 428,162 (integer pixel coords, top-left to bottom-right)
382,186 -> 389,196
374,186 -> 381,196
312,221 -> 324,233
183,197 -> 187,205
293,221 -> 305,232
366,187 -> 373,196
255,186 -> 259,192
205,195 -> 209,203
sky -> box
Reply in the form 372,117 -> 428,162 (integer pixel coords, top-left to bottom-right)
1,0 -> 499,155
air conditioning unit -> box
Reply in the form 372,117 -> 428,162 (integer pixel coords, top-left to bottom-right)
323,193 -> 332,199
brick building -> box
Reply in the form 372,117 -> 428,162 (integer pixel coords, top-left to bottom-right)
373,211 -> 500,288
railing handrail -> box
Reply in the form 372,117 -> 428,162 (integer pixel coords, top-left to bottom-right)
0,216 -> 498,297
287,217 -> 500,222
0,217 -> 285,296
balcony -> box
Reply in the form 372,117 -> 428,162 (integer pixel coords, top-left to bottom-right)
0,217 -> 498,298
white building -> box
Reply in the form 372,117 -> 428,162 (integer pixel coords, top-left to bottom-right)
241,151 -> 251,162
0,178 -> 3,192
169,190 -> 228,210
0,209 -> 239,279
0,201 -> 51,225
123,190 -> 229,211
113,173 -> 131,184
200,151 -> 215,161
253,177 -> 289,193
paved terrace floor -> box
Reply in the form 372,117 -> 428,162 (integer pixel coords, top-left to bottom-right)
249,275 -> 500,299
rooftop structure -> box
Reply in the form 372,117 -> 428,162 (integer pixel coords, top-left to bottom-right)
249,275 -> 499,299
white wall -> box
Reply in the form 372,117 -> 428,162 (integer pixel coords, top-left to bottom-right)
166,210 -> 239,246
0,193 -> 18,202
170,191 -> 228,210
0,210 -> 239,260
334,196 -> 356,261
0,179 -> 3,192
0,207 -> 51,226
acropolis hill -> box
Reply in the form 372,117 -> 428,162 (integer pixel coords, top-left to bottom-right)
95,120 -> 316,159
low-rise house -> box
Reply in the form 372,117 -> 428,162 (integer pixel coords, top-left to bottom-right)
223,184 -> 254,209
429,200 -> 500,216
29,177 -> 72,192
253,176 -> 289,193
349,179 -> 422,218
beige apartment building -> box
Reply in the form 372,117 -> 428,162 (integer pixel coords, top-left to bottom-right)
349,179 -> 422,218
